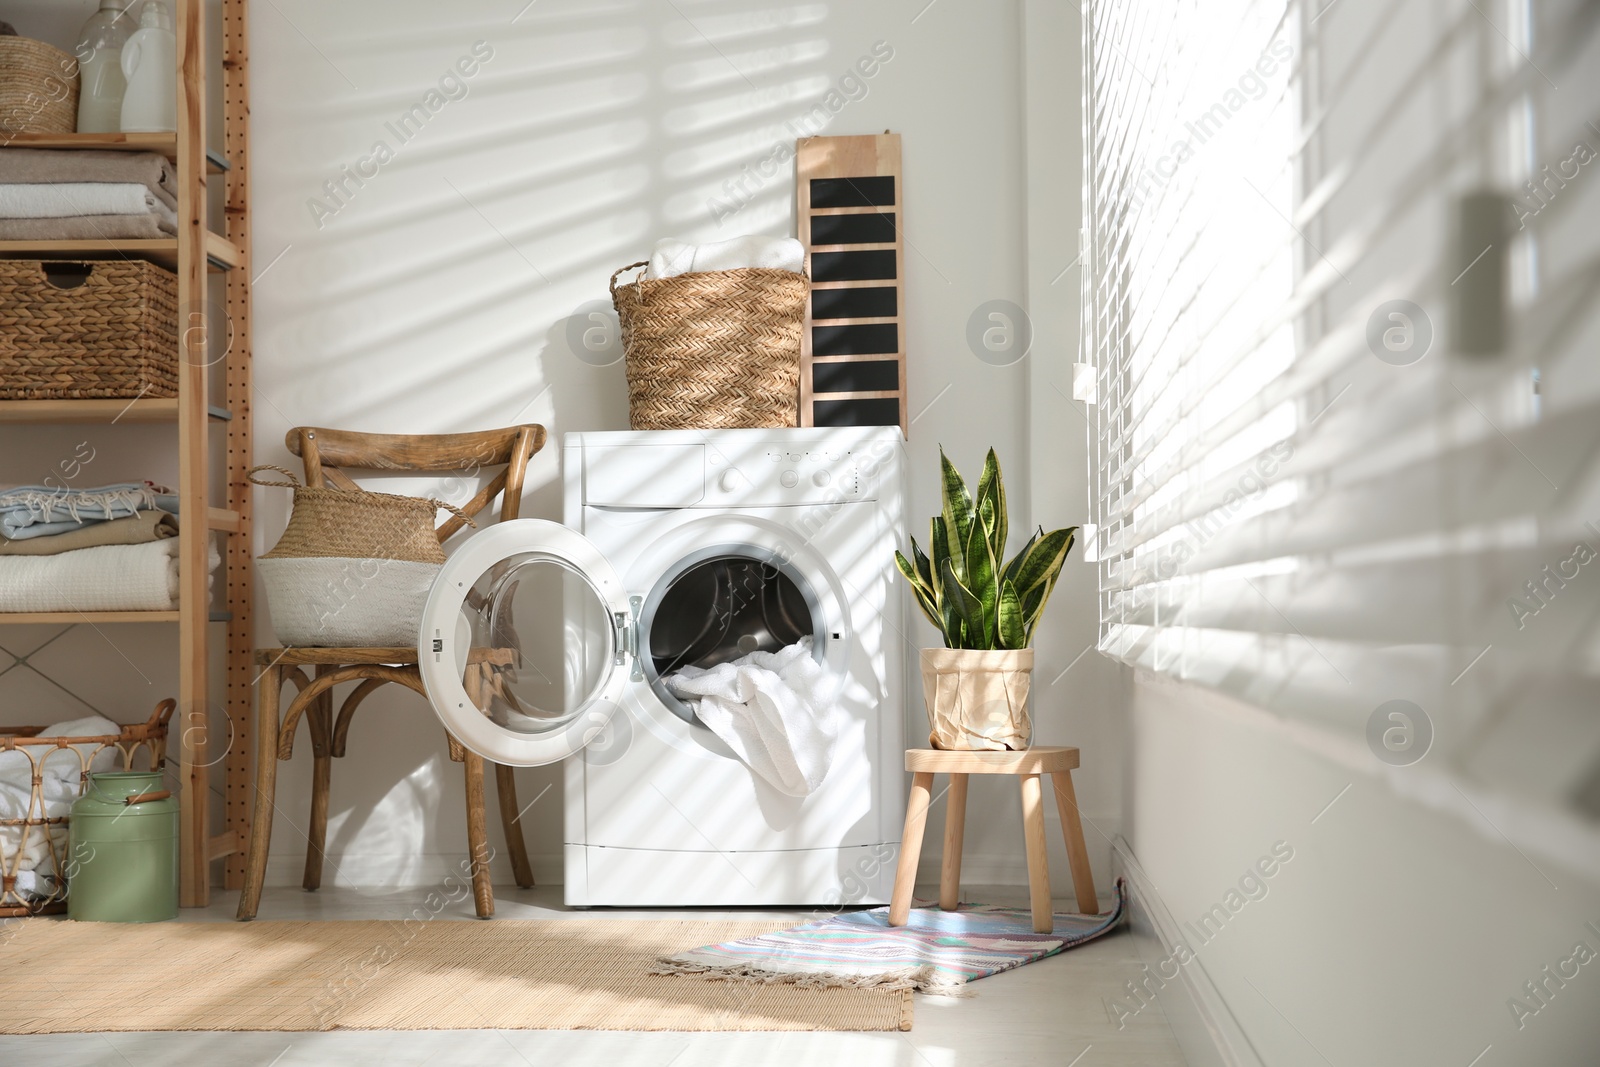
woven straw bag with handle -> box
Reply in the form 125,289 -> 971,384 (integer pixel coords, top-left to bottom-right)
248,465 -> 474,647
609,261 -> 808,430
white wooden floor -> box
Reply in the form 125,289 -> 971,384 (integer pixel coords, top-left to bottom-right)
0,884 -> 1188,1066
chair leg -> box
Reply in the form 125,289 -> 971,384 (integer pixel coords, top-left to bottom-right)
237,664 -> 282,921
303,665 -> 334,892
463,749 -> 494,918
939,772 -> 968,910
1019,773 -> 1053,934
495,764 -> 536,889
889,771 -> 935,927
1052,770 -> 1100,915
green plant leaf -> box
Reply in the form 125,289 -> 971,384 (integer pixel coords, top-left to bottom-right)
1005,526 -> 1078,596
939,448 -> 975,580
911,583 -> 944,632
910,535 -> 934,591
998,579 -> 1025,649
974,447 -> 1007,564
929,516 -> 951,602
941,557 -> 983,649
964,511 -> 999,646
999,527 -> 1040,590
894,549 -> 932,598
940,573 -> 966,649
1021,571 -> 1054,643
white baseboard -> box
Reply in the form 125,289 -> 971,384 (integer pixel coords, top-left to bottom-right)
1115,836 -> 1264,1067
264,851 -> 565,889
264,812 -> 1121,893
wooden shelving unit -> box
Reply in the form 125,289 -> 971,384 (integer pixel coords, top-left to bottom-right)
0,0 -> 254,908
0,232 -> 241,270
0,611 -> 182,625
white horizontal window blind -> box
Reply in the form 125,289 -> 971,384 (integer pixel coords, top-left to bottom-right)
1083,0 -> 1600,869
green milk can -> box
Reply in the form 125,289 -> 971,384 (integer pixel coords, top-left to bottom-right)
68,770 -> 178,922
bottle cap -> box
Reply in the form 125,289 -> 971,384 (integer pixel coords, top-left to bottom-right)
139,0 -> 173,31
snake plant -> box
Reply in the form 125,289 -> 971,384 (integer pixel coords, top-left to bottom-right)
895,448 -> 1077,650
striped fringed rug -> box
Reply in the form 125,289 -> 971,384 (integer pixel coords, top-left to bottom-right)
656,879 -> 1127,997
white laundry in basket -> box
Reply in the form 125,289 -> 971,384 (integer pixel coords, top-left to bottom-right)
663,637 -> 841,797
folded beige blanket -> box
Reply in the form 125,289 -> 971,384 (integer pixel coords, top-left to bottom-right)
0,213 -> 175,239
0,149 -> 178,210
0,512 -> 176,556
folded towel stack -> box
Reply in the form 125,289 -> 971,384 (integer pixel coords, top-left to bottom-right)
0,537 -> 219,613
647,235 -> 806,280
0,150 -> 180,240
0,479 -> 182,556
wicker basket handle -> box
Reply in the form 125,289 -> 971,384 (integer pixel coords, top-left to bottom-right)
428,498 -> 477,529
250,465 -> 475,528
246,464 -> 302,489
148,698 -> 176,730
609,260 -> 650,298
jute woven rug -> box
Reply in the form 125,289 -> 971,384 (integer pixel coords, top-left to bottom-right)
0,919 -> 912,1033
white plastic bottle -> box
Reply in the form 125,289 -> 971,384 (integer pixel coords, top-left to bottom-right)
119,0 -> 176,134
74,1 -> 136,133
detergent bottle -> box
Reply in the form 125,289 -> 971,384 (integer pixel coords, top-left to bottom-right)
119,0 -> 176,134
74,0 -> 136,133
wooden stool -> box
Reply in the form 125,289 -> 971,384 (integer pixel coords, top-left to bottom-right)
888,747 -> 1098,934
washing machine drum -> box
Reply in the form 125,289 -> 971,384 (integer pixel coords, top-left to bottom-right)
642,552 -> 817,714
418,519 -> 632,767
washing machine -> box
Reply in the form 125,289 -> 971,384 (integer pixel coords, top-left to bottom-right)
418,426 -> 908,906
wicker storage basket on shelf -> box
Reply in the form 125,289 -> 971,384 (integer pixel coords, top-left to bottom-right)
0,699 -> 173,917
609,261 -> 808,430
0,260 -> 180,399
0,36 -> 80,135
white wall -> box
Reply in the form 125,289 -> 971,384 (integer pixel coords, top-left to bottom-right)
240,0 -> 1111,890
1125,672 -> 1600,1066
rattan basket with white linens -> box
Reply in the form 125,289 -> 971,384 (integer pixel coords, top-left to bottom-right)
0,700 -> 172,917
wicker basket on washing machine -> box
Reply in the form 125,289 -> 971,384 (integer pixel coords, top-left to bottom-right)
609,261 -> 808,430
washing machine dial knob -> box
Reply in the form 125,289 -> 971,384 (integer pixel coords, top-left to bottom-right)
813,470 -> 831,487
720,468 -> 744,492
780,469 -> 799,488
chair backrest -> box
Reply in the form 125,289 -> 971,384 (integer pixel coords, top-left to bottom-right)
285,425 -> 547,542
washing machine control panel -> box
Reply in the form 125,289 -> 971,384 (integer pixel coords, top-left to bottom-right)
702,443 -> 875,504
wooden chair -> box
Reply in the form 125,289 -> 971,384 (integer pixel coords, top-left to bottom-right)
237,425 -> 547,921
888,747 -> 1099,934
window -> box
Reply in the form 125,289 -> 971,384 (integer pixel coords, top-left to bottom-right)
1083,0 -> 1600,862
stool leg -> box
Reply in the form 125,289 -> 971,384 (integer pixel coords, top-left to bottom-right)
1019,773 -> 1053,934
939,773 -> 968,910
237,664 -> 281,921
1052,770 -> 1100,915
889,771 -> 935,927
463,749 -> 494,918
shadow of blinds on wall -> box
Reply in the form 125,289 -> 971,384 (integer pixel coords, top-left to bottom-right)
1082,0 -> 1600,878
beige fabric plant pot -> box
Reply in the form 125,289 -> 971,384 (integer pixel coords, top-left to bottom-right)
919,647 -> 1034,751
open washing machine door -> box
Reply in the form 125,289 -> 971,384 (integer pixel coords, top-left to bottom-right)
417,518 -> 632,767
